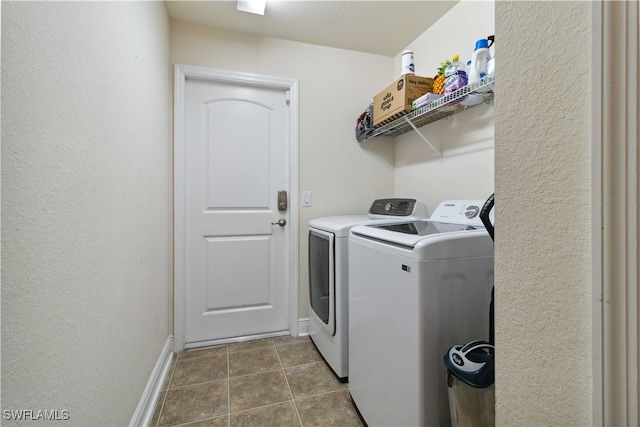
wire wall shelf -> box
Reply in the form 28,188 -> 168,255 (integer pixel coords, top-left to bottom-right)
368,75 -> 495,141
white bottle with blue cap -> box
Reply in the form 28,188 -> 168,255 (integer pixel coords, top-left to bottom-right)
468,38 -> 491,88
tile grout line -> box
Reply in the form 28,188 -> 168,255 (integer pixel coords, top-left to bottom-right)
163,377 -> 228,392
169,415 -> 226,427
224,399 -> 300,418
296,387 -> 350,401
226,344 -> 230,426
275,341 -> 305,427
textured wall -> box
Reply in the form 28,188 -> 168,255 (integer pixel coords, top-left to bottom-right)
170,22 -> 396,319
494,2 -> 593,424
1,2 -> 172,425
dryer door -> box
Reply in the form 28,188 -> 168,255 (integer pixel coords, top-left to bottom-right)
308,228 -> 335,335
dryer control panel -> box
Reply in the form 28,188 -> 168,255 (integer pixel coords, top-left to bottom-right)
369,198 -> 427,217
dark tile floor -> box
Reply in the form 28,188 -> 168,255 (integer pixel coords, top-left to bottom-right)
150,335 -> 364,427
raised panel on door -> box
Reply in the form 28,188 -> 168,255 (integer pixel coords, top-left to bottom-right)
203,236 -> 271,312
205,100 -> 270,210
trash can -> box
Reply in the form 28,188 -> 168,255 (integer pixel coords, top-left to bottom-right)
444,340 -> 495,427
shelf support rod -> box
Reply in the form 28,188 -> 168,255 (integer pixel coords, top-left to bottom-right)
403,116 -> 442,158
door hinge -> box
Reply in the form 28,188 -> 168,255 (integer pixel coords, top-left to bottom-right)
285,90 -> 291,104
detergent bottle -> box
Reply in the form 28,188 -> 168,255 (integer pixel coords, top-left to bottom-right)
468,38 -> 491,85
444,55 -> 467,96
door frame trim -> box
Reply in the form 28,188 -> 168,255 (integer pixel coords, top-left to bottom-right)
173,64 -> 299,352
592,1 -> 639,424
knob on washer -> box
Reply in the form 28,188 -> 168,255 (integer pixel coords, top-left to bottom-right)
464,205 -> 480,218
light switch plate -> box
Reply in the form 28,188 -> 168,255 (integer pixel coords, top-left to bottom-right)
302,191 -> 312,207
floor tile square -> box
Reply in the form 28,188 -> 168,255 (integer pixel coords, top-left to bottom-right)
229,346 -> 280,377
276,341 -> 323,368
171,354 -> 228,388
158,380 -> 228,426
229,370 -> 292,413
295,389 -> 364,427
274,335 -> 311,347
229,401 -> 300,427
285,361 -> 347,398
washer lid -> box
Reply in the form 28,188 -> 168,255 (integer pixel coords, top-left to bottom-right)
350,220 -> 493,259
356,220 -> 483,248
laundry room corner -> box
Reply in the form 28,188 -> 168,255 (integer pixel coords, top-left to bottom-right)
392,0 -> 496,212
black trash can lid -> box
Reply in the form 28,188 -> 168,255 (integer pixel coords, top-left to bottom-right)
444,340 -> 495,388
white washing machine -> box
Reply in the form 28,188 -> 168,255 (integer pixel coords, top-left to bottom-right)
308,198 -> 428,380
348,199 -> 494,426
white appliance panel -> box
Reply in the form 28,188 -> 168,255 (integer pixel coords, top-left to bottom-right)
348,203 -> 494,426
308,199 -> 428,380
308,231 -> 350,378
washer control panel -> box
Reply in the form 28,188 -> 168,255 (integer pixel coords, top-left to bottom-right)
431,200 -> 493,226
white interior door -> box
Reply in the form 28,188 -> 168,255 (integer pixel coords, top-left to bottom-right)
175,67 -> 298,348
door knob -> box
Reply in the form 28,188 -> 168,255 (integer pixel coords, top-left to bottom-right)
271,218 -> 287,227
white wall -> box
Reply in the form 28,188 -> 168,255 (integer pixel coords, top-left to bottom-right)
170,22 -> 395,318
394,0 -> 495,212
1,2 -> 172,425
495,2 -> 593,424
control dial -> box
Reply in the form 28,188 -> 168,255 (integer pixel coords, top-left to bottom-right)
464,205 -> 480,218
384,202 -> 394,213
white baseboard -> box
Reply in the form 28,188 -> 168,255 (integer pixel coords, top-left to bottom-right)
130,335 -> 174,427
298,317 -> 312,336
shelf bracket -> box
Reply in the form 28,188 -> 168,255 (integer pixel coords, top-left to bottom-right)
403,116 -> 442,159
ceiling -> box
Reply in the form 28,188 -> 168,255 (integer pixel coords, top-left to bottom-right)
164,1 -> 457,56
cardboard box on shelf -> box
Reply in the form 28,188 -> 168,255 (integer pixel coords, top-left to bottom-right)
373,75 -> 434,126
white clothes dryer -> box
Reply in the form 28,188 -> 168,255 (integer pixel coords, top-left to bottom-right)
348,200 -> 494,426
308,199 -> 428,380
